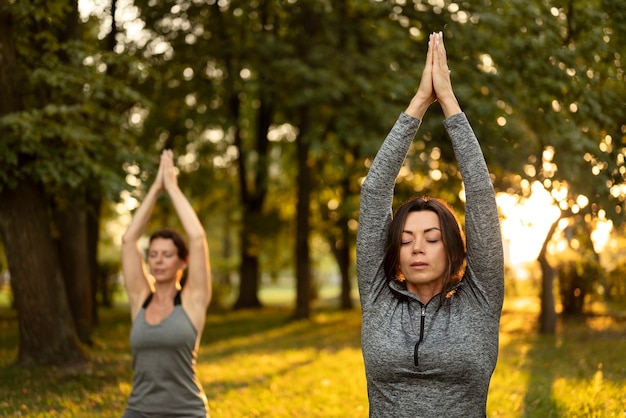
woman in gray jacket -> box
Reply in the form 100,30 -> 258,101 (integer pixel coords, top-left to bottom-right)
356,32 -> 504,417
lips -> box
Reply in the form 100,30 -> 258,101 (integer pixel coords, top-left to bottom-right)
411,262 -> 428,268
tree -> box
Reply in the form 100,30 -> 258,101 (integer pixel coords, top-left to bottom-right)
113,0 -> 625,324
127,0 -> 288,310
125,0 -> 421,317
275,0 -> 424,317
383,0 -> 625,333
0,0 -> 142,365
466,0 -> 626,332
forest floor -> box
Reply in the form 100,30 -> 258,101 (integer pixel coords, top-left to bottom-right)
1,286 -> 625,417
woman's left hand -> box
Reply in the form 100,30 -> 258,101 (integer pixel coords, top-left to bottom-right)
161,149 -> 179,191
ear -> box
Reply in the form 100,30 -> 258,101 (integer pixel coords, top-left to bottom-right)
179,257 -> 189,271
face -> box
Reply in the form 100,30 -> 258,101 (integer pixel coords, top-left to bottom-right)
147,238 -> 187,283
398,211 -> 447,298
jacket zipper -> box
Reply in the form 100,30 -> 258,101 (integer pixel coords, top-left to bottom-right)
413,305 -> 426,367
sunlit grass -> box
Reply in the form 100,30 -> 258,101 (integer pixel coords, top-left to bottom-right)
1,287 -> 625,417
488,296 -> 626,418
200,308 -> 367,417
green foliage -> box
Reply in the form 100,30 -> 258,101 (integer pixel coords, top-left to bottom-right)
0,1 -> 145,202
469,0 -> 625,223
87,0 -> 625,312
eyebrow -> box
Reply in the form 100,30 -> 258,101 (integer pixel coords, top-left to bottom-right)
402,227 -> 442,235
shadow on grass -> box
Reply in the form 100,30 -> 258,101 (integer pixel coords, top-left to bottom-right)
200,306 -> 362,361
520,330 -> 563,417
495,302 -> 626,417
0,302 -> 364,416
207,356 -> 317,394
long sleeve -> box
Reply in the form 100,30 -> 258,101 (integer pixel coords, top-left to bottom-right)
358,112 -> 505,417
356,113 -> 421,312
444,112 -> 504,315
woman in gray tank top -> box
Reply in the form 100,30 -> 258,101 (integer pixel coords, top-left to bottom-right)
121,149 -> 212,418
356,32 -> 504,417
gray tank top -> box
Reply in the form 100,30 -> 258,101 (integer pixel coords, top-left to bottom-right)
126,292 -> 209,417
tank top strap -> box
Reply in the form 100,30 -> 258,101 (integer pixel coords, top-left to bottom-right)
142,293 -> 153,309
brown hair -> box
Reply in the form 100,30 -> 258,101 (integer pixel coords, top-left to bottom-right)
382,196 -> 466,301
149,228 -> 189,261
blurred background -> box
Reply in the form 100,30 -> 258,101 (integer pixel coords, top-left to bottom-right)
0,0 -> 624,370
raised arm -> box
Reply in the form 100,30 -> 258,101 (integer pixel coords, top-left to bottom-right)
160,150 -> 212,331
121,158 -> 164,320
434,32 -> 504,311
357,34 -> 442,309
357,114 -> 421,310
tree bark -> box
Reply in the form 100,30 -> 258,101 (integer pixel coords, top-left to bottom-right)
87,192 -> 102,322
333,217 -> 353,311
0,3 -> 85,366
538,219 -> 559,334
294,117 -> 312,320
337,176 -> 354,310
234,225 -> 262,309
56,205 -> 93,345
0,179 -> 85,366
232,84 -> 272,310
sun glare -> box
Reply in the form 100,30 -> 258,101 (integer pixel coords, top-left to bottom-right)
497,181 -> 614,270
497,184 -> 561,265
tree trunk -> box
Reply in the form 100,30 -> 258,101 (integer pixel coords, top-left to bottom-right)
333,217 -> 353,311
233,225 -> 262,309
232,83 -> 271,310
87,192 -> 102,321
538,252 -> 557,334
0,179 -> 85,366
294,128 -> 312,320
321,175 -> 355,311
56,205 -> 94,345
337,176 -> 354,310
538,219 -> 559,334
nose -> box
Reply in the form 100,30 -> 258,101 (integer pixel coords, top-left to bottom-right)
412,239 -> 424,254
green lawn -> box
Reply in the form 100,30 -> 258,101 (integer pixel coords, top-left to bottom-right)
1,291 -> 625,417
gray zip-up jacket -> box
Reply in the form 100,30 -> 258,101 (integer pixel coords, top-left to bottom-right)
357,112 -> 504,418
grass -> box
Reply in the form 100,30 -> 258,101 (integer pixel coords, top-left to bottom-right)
1,288 -> 626,417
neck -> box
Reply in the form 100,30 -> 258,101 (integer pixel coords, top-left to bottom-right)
407,282 -> 442,305
152,282 -> 180,301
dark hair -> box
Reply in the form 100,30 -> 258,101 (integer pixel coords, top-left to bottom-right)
149,228 -> 189,261
382,196 -> 466,301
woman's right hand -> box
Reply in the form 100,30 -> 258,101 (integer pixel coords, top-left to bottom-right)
160,149 -> 179,192
405,32 -> 461,119
405,33 -> 438,119
431,32 -> 461,117
150,151 -> 166,193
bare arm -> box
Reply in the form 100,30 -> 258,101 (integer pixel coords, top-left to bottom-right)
160,150 -> 212,332
121,159 -> 164,320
